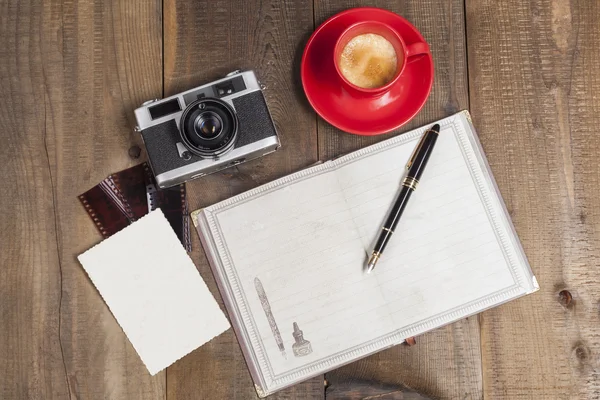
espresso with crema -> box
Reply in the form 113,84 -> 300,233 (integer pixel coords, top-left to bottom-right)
338,33 -> 399,89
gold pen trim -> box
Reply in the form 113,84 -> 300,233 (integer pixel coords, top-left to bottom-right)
402,176 -> 419,191
406,137 -> 426,170
369,251 -> 381,263
406,127 -> 438,169
367,251 -> 381,273
382,227 -> 394,233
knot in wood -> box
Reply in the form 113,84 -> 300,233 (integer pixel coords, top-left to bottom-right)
128,145 -> 142,159
558,289 -> 573,308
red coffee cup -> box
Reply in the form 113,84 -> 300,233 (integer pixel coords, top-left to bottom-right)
333,21 -> 430,95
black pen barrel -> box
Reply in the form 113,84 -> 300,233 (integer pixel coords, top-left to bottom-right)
371,124 -> 440,256
372,185 -> 413,253
408,127 -> 439,181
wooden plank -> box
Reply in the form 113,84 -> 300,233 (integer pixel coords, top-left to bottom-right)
313,1 -> 480,399
162,1 -> 322,399
466,0 -> 600,398
0,1 -> 69,398
0,0 -> 165,399
325,378 -> 436,400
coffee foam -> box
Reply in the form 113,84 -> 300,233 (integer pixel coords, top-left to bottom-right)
339,33 -> 399,89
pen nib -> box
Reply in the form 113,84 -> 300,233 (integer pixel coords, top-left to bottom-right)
367,252 -> 380,273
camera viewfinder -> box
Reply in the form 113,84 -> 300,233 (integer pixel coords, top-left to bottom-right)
213,76 -> 246,97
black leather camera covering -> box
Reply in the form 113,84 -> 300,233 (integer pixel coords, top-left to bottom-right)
141,90 -> 277,175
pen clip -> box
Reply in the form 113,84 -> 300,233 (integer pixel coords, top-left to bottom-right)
406,131 -> 427,170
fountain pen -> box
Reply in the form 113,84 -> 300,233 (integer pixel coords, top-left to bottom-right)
367,124 -> 440,273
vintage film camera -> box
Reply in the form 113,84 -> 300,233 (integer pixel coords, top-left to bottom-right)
135,70 -> 280,188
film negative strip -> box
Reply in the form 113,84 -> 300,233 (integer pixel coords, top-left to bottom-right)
142,164 -> 191,251
78,185 -> 131,238
110,163 -> 149,221
100,177 -> 134,221
79,163 -> 191,251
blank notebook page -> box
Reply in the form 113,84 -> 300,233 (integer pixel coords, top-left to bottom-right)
337,120 -> 516,329
196,111 -> 538,395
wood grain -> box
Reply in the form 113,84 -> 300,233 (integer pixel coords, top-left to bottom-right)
313,2 -> 480,400
162,1 -> 322,399
326,378 -> 435,400
0,0 -> 165,399
466,0 -> 600,398
0,2 -> 68,398
4,0 -> 599,399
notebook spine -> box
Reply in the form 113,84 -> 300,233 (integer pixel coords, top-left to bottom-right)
193,210 -> 269,397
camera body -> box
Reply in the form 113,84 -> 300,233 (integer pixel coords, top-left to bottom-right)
134,70 -> 280,188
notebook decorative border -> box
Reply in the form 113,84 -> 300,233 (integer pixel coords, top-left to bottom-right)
198,111 -> 538,395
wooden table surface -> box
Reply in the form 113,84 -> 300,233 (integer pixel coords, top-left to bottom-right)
2,0 -> 599,399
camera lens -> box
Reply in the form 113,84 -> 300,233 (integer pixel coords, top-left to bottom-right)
194,113 -> 222,139
179,98 -> 238,157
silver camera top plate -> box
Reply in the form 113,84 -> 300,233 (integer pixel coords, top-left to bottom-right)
134,70 -> 261,132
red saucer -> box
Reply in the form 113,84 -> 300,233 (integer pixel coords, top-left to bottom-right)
301,8 -> 434,135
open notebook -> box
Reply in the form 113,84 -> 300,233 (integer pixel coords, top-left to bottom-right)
191,111 -> 538,397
